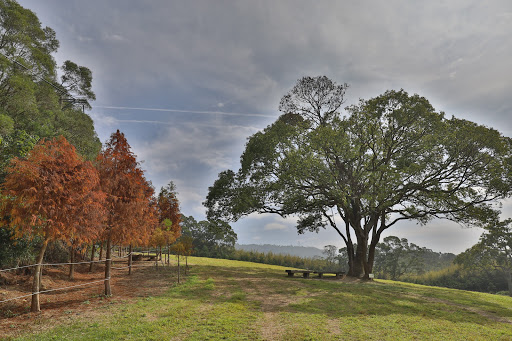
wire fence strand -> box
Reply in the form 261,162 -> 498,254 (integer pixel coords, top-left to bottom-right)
0,259 -> 112,273
0,278 -> 109,304
0,260 -> 167,305
0,252 -> 171,305
0,252 -> 138,273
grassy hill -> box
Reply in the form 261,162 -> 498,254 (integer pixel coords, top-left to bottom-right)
7,257 -> 512,340
235,243 -> 324,258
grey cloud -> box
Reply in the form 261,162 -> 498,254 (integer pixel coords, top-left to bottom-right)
18,0 -> 512,251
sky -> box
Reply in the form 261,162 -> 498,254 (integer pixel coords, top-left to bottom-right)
18,0 -> 512,254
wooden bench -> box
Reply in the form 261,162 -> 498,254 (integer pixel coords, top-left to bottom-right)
314,271 -> 345,279
285,270 -> 314,278
285,270 -> 346,279
131,254 -> 157,261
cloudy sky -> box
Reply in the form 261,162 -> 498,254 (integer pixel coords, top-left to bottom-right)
19,0 -> 512,253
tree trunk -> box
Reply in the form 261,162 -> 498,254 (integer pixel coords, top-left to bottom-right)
99,241 -> 104,261
128,244 -> 132,275
346,241 -> 355,276
89,243 -> 96,272
104,237 -> 112,296
177,255 -> 180,283
69,245 -> 75,280
352,236 -> 367,278
31,239 -> 49,312
366,238 -> 380,277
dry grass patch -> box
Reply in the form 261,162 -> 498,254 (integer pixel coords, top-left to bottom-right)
0,262 -> 178,339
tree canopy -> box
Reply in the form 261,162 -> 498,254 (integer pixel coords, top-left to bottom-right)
0,0 -> 101,170
1,135 -> 105,310
456,219 -> 512,296
205,76 -> 512,278
158,181 -> 182,241
180,215 -> 237,259
97,130 -> 157,295
1,135 -> 104,245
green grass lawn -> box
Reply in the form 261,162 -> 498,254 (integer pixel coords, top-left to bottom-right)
8,257 -> 512,340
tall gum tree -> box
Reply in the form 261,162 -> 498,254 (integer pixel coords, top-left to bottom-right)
0,0 -> 101,163
456,219 -> 512,296
1,136 -> 105,311
205,76 -> 512,278
97,130 -> 157,295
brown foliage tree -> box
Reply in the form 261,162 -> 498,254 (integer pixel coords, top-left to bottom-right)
1,136 -> 105,311
96,130 -> 157,295
158,182 -> 182,263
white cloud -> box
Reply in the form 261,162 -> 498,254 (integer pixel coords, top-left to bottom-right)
264,223 -> 288,231
89,112 -> 119,126
102,33 -> 127,42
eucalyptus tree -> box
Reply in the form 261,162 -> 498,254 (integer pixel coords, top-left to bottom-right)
373,236 -> 425,280
0,0 -> 100,162
456,219 -> 512,296
205,76 -> 512,278
180,215 -> 237,258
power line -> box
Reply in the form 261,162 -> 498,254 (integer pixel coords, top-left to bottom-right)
93,105 -> 276,118
0,51 -> 88,112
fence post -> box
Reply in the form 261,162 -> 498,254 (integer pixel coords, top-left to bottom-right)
89,243 -> 96,272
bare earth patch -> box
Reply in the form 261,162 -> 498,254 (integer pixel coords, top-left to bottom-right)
0,261 -> 178,339
226,273 -> 361,339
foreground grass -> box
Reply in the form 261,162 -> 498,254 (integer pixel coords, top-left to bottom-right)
9,256 -> 512,340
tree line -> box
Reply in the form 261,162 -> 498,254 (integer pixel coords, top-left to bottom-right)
1,130 -> 182,311
403,221 -> 512,296
0,1 -> 184,312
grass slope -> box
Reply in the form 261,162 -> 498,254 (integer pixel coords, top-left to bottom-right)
9,257 -> 512,340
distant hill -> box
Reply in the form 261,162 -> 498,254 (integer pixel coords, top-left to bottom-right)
235,244 -> 324,258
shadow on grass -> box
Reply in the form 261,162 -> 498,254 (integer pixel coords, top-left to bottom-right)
169,263 -> 512,328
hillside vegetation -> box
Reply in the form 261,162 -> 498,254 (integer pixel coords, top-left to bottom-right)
5,257 -> 512,340
236,244 -> 324,258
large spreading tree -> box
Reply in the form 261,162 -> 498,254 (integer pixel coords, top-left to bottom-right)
1,136 -> 105,311
97,130 -> 158,295
205,76 -> 512,278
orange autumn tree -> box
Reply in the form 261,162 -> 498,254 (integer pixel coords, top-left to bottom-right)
158,182 -> 182,264
96,130 -> 157,295
1,136 -> 105,312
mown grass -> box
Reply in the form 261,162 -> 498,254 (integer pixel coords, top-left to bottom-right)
9,256 -> 512,340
